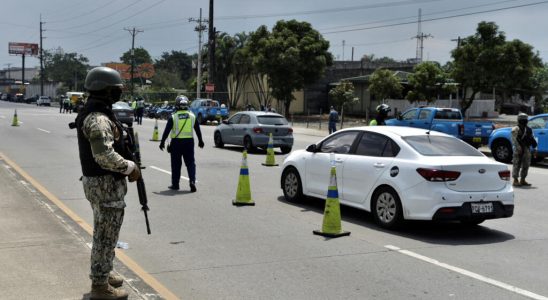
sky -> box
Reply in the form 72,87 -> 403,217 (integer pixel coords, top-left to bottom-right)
1,0 -> 548,69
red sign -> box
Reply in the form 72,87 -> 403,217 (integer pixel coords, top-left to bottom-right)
205,83 -> 215,93
9,42 -> 39,56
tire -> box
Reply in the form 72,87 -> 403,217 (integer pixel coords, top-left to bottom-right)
491,139 -> 512,163
243,136 -> 256,152
214,131 -> 224,148
281,167 -> 303,202
280,146 -> 292,154
197,114 -> 203,124
371,186 -> 403,229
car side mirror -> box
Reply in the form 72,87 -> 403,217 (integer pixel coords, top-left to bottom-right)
222,120 -> 229,125
396,113 -> 403,120
306,144 -> 318,153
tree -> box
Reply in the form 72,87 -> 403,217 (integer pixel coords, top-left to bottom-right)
120,47 -> 152,65
368,68 -> 403,122
530,63 -> 548,112
329,80 -> 358,128
43,49 -> 89,90
154,50 -> 193,83
406,61 -> 453,102
150,69 -> 185,90
247,20 -> 333,115
451,21 -> 541,116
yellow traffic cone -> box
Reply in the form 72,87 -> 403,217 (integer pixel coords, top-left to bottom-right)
313,165 -> 350,238
262,133 -> 278,166
233,150 -> 255,206
11,109 -> 19,127
150,119 -> 159,141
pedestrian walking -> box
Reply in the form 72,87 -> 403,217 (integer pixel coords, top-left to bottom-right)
75,66 -> 141,299
512,113 -> 538,187
328,106 -> 339,134
135,98 -> 145,125
369,103 -> 391,126
63,96 -> 72,114
159,96 -> 204,192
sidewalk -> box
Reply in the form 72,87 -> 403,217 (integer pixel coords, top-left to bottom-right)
0,157 -> 149,299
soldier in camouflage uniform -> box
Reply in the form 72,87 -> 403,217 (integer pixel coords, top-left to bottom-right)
76,67 -> 141,300
511,113 -> 538,187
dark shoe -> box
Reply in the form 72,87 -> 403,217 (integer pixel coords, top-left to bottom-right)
90,283 -> 128,300
168,185 -> 180,190
520,179 -> 531,186
108,272 -> 123,288
513,178 -> 520,187
190,182 -> 197,192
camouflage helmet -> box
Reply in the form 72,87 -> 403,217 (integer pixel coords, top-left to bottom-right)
517,113 -> 528,121
84,67 -> 123,91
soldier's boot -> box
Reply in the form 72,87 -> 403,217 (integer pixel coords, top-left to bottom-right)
90,283 -> 128,300
520,179 -> 531,186
513,178 -> 521,187
109,272 -> 124,288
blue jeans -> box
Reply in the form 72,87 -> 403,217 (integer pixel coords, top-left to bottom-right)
328,122 -> 337,134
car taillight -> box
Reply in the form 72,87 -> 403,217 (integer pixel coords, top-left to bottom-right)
253,127 -> 263,133
458,124 -> 464,136
498,170 -> 511,181
288,128 -> 293,133
416,168 -> 461,182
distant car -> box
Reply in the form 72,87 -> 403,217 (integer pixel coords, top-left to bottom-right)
280,126 -> 514,229
112,101 -> 134,126
214,111 -> 294,154
189,98 -> 229,124
37,96 -> 51,106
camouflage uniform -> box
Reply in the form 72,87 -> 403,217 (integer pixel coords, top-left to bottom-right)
81,112 -> 130,285
511,125 -> 532,181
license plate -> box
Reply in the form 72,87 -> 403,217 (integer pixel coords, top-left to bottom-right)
473,137 -> 481,143
117,112 -> 127,116
471,202 -> 493,214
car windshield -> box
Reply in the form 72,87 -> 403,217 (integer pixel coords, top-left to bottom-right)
403,135 -> 482,156
257,116 -> 288,125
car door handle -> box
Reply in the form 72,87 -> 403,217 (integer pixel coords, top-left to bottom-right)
374,163 -> 385,168
334,159 -> 344,164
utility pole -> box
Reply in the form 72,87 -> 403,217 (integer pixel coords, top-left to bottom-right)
208,0 -> 215,97
124,27 -> 143,97
189,9 -> 208,98
40,14 -> 45,96
342,40 -> 346,61
451,36 -> 462,48
413,8 -> 432,63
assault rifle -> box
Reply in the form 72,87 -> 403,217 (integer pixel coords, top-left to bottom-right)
124,125 -> 152,235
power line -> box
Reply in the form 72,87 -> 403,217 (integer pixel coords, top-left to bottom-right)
46,0 -> 121,24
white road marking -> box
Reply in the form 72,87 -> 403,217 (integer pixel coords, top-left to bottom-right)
385,245 -> 548,300
150,165 -> 190,181
37,128 -> 51,133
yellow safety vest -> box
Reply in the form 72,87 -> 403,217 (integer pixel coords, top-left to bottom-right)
369,119 -> 378,126
131,101 -> 137,109
171,110 -> 195,139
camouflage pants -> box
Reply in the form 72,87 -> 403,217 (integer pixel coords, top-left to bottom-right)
82,175 -> 127,285
512,148 -> 531,180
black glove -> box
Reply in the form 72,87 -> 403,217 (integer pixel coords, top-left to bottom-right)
198,140 -> 204,148
159,142 -> 165,151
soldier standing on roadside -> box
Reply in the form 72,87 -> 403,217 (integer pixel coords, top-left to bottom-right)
511,113 -> 538,187
76,67 -> 141,299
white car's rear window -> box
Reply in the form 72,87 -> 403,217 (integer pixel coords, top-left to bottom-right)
403,135 -> 482,156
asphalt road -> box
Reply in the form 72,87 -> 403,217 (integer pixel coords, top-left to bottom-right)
2,101 -> 548,300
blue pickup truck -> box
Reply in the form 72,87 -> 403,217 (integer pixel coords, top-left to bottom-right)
488,113 -> 548,163
385,107 -> 495,147
189,98 -> 230,124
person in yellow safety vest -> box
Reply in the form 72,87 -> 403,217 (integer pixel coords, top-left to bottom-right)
369,103 -> 391,126
159,96 -> 204,192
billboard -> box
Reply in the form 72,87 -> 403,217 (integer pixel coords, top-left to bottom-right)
9,42 -> 39,56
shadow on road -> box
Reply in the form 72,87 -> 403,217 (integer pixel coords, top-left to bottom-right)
153,189 -> 193,196
277,196 -> 515,246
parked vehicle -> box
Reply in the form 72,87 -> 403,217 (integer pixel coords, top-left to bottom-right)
386,107 -> 494,147
112,101 -> 134,126
36,96 -> 51,106
214,111 -> 294,154
189,98 -> 229,124
488,113 -> 548,163
25,95 -> 38,104
280,126 -> 514,229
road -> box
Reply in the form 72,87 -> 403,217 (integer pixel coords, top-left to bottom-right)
1,101 -> 548,300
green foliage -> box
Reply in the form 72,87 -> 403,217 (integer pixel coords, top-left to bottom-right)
329,80 -> 357,110
154,50 -> 193,83
150,69 -> 185,90
530,63 -> 548,111
43,49 -> 89,90
368,68 -> 402,101
406,62 -> 452,102
120,47 -> 152,65
247,20 -> 333,115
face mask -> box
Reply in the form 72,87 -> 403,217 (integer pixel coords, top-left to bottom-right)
518,119 -> 528,126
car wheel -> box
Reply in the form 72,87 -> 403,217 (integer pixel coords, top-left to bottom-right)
492,139 -> 512,163
280,146 -> 292,154
197,114 -> 203,124
243,136 -> 256,152
371,186 -> 403,229
281,167 -> 303,202
214,131 -> 224,148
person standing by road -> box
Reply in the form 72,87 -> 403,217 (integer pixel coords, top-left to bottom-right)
159,96 -> 205,192
135,98 -> 145,125
369,103 -> 391,126
512,113 -> 538,187
76,66 -> 141,299
59,96 -> 63,113
328,106 -> 339,134
63,96 -> 72,114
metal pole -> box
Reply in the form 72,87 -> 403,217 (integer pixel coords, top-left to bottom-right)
319,108 -> 322,130
40,15 -> 44,96
306,109 -> 310,128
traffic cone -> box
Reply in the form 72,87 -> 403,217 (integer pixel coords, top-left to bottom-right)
262,133 -> 278,166
11,109 -> 19,127
150,119 -> 159,141
233,150 -> 255,206
313,165 -> 350,238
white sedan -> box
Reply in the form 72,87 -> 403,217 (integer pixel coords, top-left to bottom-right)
280,126 -> 514,229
